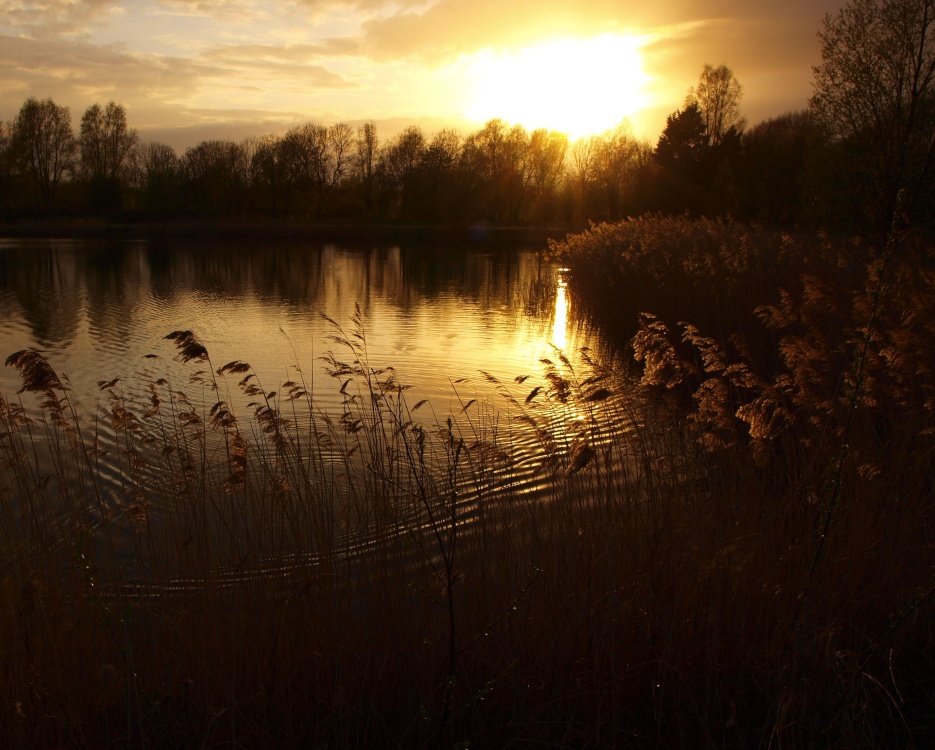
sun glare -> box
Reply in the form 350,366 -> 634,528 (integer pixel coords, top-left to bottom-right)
553,273 -> 569,351
465,34 -> 649,138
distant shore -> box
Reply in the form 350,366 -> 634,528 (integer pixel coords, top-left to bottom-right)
0,218 -> 574,247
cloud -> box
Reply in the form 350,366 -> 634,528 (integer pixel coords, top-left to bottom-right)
200,43 -> 358,87
0,0 -> 119,37
356,0 -> 844,63
0,34 -> 225,125
0,31 -> 360,125
639,8 -> 833,124
359,0 -> 627,62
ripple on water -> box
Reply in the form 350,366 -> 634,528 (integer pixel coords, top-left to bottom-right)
0,238 -> 631,575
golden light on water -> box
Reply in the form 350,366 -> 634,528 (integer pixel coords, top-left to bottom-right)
553,273 -> 569,351
465,34 -> 649,138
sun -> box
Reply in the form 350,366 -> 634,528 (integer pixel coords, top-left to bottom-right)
465,34 -> 649,138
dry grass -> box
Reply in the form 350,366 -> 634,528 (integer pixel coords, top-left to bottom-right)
1,218 -> 934,748
549,217 -> 935,747
0,303 -> 647,748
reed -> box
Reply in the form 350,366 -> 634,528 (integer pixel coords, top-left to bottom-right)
551,216 -> 935,747
1,218 -> 933,748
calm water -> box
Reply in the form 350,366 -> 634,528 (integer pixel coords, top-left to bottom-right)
0,237 -> 593,409
0,238 -> 614,523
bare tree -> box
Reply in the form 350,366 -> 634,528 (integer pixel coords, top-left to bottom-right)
11,97 -> 77,209
247,135 -> 289,216
569,135 -> 599,223
279,122 -> 350,216
415,128 -> 462,221
79,102 -> 138,182
134,141 -> 180,215
686,64 -> 745,146
240,134 -> 272,186
593,121 -> 650,217
461,119 -> 531,222
328,123 -> 354,188
378,126 -> 426,218
525,129 -> 567,221
181,140 -> 247,215
355,121 -> 378,188
138,142 -> 179,185
0,120 -> 11,210
355,122 -> 379,213
279,124 -> 319,214
528,129 -> 567,200
810,0 -> 935,228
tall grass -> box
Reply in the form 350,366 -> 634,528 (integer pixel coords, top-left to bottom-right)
0,301 -> 651,748
1,216 -> 933,748
550,215 -> 935,747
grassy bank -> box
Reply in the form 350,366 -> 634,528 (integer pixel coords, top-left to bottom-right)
1,217 -> 934,748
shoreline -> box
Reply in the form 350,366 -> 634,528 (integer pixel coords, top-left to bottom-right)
0,219 -> 576,247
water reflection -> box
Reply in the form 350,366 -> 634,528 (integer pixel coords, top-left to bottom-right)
0,245 -> 84,348
552,273 -> 569,351
0,237 -> 625,567
0,239 -> 594,421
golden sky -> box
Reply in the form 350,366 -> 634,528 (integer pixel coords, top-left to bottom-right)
0,0 -> 845,149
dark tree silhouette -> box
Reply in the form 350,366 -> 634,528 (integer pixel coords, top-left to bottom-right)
568,123 -> 650,223
282,124 -> 328,218
250,135 -> 291,217
325,123 -> 354,210
735,111 -> 813,224
568,134 -> 598,224
461,119 -> 530,223
378,126 -> 426,219
413,128 -> 461,222
686,64 -> 746,147
181,140 -> 247,216
526,128 -> 568,222
79,101 -> 139,212
656,103 -> 708,170
0,121 -> 12,213
592,122 -> 651,219
135,141 -> 180,217
811,0 -> 935,231
10,97 -> 77,210
355,122 -> 378,214
653,103 -> 710,212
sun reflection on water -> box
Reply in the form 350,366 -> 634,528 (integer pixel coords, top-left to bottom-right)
552,272 -> 569,351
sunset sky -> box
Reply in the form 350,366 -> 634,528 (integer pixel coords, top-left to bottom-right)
1,0 -> 845,150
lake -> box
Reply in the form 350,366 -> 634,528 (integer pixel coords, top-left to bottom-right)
0,237 -> 589,411
0,236 -> 625,575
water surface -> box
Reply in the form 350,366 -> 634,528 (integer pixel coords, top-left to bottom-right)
1,238 -> 616,517
1,238 -> 589,403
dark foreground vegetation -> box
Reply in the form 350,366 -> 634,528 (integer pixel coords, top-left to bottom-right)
550,215 -> 935,747
1,215 -> 934,748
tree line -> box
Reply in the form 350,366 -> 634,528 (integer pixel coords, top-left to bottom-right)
0,103 -> 635,227
1,0 -> 933,236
